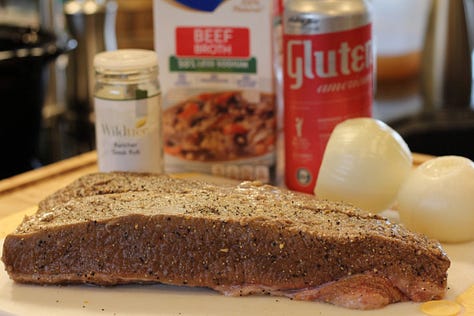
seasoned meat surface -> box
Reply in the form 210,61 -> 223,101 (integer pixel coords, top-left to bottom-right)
2,173 -> 450,310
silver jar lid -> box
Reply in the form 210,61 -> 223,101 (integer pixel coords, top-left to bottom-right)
94,49 -> 158,72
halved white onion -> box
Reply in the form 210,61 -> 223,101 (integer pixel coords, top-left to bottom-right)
397,156 -> 474,243
314,118 -> 412,213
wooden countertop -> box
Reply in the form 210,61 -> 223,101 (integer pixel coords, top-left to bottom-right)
0,152 -> 98,217
0,151 -> 434,238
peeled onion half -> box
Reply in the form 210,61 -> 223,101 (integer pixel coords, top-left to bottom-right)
397,156 -> 474,243
314,118 -> 412,213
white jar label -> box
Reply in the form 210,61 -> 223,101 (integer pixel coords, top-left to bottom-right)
94,95 -> 163,173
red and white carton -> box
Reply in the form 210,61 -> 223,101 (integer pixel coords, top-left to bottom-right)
154,0 -> 276,183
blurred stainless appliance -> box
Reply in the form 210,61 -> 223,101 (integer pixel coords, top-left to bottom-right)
389,0 -> 474,160
421,0 -> 473,109
64,0 -> 117,146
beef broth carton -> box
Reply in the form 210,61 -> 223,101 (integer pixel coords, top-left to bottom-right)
153,0 -> 276,183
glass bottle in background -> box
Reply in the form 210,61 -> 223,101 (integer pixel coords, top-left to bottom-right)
93,49 -> 163,173
371,0 -> 431,123
372,0 -> 431,82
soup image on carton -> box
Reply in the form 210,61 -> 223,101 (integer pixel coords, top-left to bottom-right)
163,90 -> 275,161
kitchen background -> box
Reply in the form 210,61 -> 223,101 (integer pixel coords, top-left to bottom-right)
0,0 -> 473,180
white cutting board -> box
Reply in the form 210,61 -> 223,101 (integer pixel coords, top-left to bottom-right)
1,239 -> 473,316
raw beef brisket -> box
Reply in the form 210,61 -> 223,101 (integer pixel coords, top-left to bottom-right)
2,173 -> 450,310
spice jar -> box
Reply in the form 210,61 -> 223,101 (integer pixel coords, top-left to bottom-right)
93,49 -> 163,173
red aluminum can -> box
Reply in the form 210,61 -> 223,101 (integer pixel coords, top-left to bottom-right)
283,0 -> 374,193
